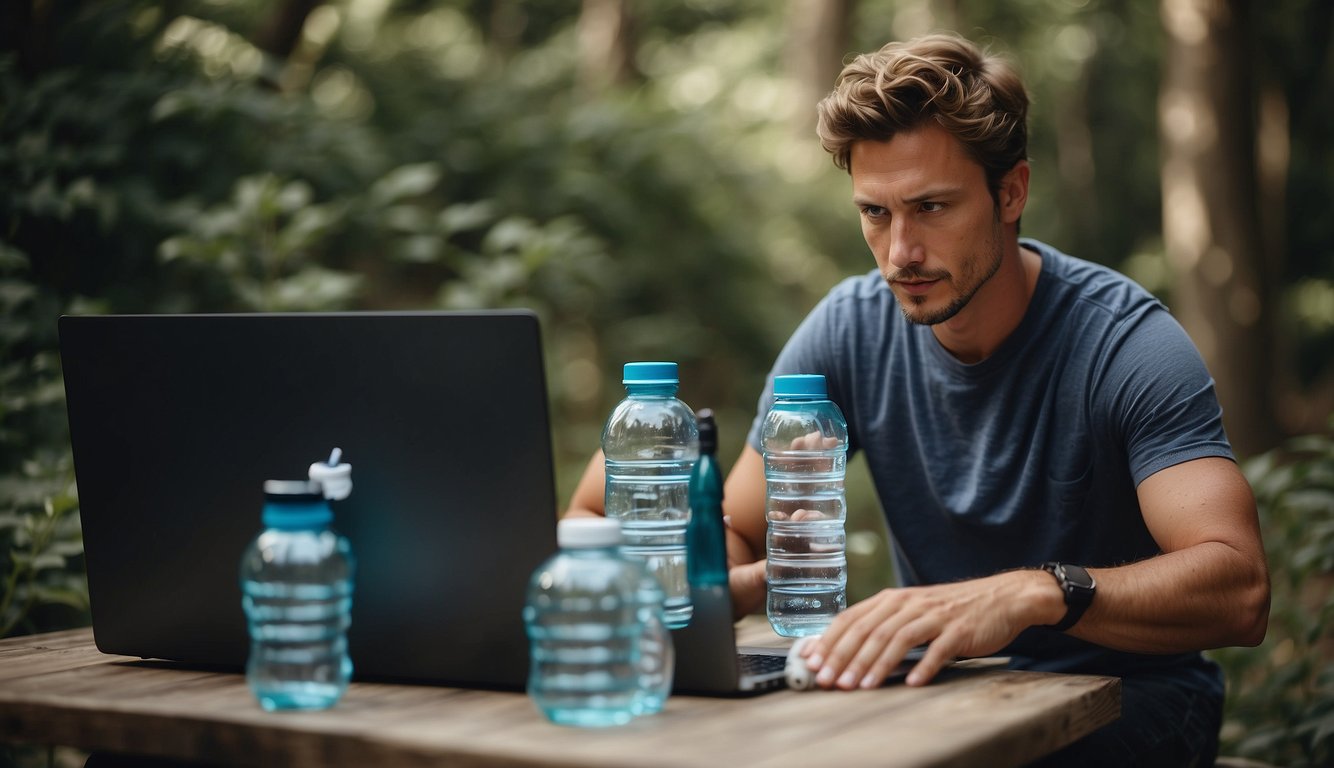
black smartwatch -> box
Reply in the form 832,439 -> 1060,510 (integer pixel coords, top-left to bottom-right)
1040,561 -> 1096,632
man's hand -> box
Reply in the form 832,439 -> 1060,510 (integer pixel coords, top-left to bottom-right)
800,569 -> 1063,689
724,513 -> 767,618
728,559 -> 767,619
789,430 -> 840,451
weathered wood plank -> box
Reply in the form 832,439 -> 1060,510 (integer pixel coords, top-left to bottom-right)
0,627 -> 119,682
0,625 -> 1119,768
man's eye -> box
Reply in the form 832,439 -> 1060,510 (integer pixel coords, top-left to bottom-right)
861,206 -> 886,219
920,201 -> 944,213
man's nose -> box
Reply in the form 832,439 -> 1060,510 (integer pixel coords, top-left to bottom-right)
885,218 -> 924,270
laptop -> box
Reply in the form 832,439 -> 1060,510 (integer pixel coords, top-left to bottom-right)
59,310 -> 558,688
672,585 -> 789,694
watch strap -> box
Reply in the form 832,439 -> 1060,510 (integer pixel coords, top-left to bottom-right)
1040,561 -> 1095,632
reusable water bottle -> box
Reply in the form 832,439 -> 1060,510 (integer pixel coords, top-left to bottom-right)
602,361 -> 699,629
240,450 -> 355,711
686,408 -> 728,588
523,517 -> 646,727
761,374 -> 848,637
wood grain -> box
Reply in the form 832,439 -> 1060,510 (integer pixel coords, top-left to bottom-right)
0,624 -> 1119,767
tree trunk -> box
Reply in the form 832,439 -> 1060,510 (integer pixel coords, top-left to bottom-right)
255,0 -> 323,61
577,0 -> 638,93
251,0 -> 326,92
1159,0 -> 1279,456
785,0 -> 853,137
487,0 -> 526,61
1052,59 -> 1100,256
1267,0 -> 1334,435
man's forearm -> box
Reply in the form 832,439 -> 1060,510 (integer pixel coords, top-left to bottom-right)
1061,456 -> 1271,654
1066,543 -> 1269,653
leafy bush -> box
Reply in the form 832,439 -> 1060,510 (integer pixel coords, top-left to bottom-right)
1215,423 -> 1334,766
0,253 -> 87,637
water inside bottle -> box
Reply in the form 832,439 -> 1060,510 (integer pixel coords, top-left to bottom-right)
525,576 -> 644,727
764,453 -> 847,637
242,579 -> 353,711
606,458 -> 693,628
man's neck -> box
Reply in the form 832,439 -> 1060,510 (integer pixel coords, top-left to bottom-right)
931,242 -> 1042,364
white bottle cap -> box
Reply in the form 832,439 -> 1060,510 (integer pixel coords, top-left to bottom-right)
557,517 -> 623,548
308,447 -> 353,501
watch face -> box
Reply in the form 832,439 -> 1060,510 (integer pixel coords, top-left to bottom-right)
1062,564 -> 1095,590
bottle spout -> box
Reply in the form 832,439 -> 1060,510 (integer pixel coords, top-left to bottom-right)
309,447 -> 353,501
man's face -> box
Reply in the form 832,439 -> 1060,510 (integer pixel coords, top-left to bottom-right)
850,123 -> 1009,326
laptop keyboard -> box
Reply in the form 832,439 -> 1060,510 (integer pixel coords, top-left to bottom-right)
739,653 -> 787,676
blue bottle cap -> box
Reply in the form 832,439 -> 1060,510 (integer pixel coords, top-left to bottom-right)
262,480 -> 333,529
622,361 -> 679,386
773,374 -> 827,399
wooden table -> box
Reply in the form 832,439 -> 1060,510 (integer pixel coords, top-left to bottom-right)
0,622 -> 1119,767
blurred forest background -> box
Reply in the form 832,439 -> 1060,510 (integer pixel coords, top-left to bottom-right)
1,0 -> 1332,764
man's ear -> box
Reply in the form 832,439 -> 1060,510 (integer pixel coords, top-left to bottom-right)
998,161 -> 1029,225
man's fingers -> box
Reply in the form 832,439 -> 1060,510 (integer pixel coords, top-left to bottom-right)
809,593 -> 904,688
904,632 -> 958,687
801,574 -> 1030,692
788,430 -> 841,450
789,430 -> 821,450
857,619 -> 941,689
831,611 -> 924,690
802,593 -> 873,664
728,559 -> 767,619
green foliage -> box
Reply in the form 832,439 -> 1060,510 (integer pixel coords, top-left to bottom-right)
1214,424 -> 1334,766
0,253 -> 87,637
0,455 -> 85,638
160,173 -> 359,311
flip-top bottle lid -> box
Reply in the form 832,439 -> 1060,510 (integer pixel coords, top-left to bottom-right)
308,447 -> 352,501
558,517 -> 624,548
622,362 -> 678,386
773,374 -> 827,399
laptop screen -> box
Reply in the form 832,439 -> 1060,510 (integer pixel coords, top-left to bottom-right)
59,311 -> 558,688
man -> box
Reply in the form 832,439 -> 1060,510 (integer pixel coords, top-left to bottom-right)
568,33 -> 1269,765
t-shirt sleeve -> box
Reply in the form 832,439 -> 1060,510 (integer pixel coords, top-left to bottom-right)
1096,306 -> 1235,485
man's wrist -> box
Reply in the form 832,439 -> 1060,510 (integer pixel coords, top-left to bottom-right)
1012,568 -> 1067,628
1039,562 -> 1097,631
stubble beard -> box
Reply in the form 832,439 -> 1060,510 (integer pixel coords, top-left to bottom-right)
891,216 -> 1005,326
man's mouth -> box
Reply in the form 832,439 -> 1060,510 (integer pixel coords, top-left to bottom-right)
895,279 -> 940,296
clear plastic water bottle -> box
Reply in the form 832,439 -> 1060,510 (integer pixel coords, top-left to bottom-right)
686,408 -> 728,589
602,361 -> 699,629
633,570 -> 674,715
761,374 -> 848,637
523,517 -> 646,727
240,457 -> 355,711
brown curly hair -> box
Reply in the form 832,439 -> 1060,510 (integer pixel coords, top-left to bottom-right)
816,34 -> 1029,202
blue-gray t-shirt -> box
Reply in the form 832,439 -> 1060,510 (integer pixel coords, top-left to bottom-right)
747,239 -> 1232,681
